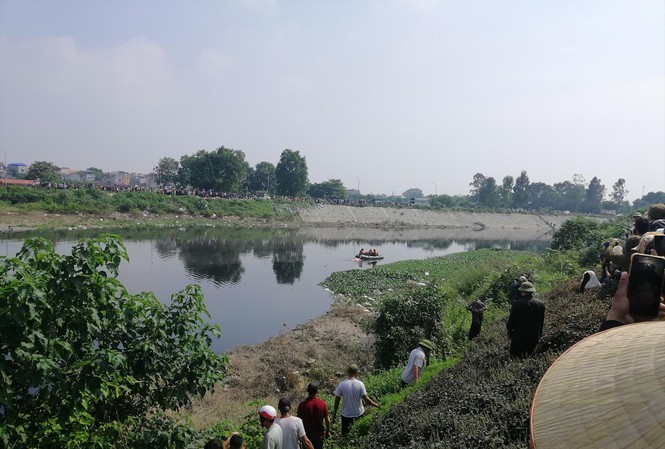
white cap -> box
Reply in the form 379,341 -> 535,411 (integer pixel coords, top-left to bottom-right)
258,405 -> 277,420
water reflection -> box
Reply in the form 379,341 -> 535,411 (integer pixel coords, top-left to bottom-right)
1,225 -> 552,352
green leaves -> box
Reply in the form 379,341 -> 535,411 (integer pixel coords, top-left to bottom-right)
0,235 -> 228,447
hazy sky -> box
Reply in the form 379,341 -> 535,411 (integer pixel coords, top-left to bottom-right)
1,0 -> 663,201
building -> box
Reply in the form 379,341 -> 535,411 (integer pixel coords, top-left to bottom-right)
7,163 -> 28,176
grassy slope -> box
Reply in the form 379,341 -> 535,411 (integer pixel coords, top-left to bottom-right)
319,250 -> 611,449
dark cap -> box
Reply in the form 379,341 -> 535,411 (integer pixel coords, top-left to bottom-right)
278,397 -> 291,412
307,383 -> 319,395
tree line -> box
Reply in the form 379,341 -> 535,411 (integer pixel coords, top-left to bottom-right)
18,149 -> 665,213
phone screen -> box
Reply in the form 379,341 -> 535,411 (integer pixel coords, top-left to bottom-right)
627,254 -> 665,317
654,235 -> 665,257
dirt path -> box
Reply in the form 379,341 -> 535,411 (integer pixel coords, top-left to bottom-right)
187,304 -> 375,428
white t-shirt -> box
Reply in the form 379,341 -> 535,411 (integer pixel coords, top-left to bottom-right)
334,378 -> 367,418
275,415 -> 306,449
400,347 -> 426,384
261,423 -> 283,449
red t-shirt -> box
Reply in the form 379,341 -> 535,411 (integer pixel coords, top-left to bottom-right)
297,396 -> 329,441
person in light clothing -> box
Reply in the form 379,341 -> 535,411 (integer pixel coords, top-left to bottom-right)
400,339 -> 433,387
258,405 -> 283,449
275,397 -> 314,449
332,364 -> 379,436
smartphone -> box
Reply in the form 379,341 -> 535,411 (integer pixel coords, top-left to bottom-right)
627,253 -> 665,318
654,234 -> 665,257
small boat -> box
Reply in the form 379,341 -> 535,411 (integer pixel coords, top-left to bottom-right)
357,254 -> 384,261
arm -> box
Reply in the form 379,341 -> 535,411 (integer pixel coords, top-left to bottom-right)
362,394 -> 379,408
332,396 -> 340,422
324,409 -> 331,436
300,435 -> 315,449
412,364 -> 419,384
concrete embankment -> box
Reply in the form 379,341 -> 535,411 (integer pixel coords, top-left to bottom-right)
295,204 -> 576,232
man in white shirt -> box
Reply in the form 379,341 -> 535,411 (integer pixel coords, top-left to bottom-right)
258,405 -> 283,449
275,397 -> 314,449
400,339 -> 433,387
332,364 -> 379,436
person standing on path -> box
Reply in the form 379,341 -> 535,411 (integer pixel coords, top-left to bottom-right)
258,405 -> 283,449
297,383 -> 331,449
506,281 -> 545,357
400,339 -> 433,387
466,299 -> 487,340
332,364 -> 379,436
275,398 -> 314,449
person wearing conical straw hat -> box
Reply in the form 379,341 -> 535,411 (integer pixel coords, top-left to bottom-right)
506,281 -> 545,358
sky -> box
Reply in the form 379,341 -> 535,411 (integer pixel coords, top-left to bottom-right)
0,0 -> 663,201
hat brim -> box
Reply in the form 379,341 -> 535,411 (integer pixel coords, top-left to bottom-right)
530,322 -> 665,449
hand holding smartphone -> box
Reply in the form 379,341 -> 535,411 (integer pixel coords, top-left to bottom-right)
627,253 -> 665,318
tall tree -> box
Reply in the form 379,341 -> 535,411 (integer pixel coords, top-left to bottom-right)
403,188 -> 425,199
245,161 -> 276,194
178,147 -> 249,192
469,173 -> 486,198
308,179 -> 348,200
512,171 -> 531,208
275,149 -> 308,196
584,176 -> 605,213
611,178 -> 629,205
477,177 -> 499,207
528,182 -> 557,210
554,180 -> 585,212
500,175 -> 514,208
26,161 -> 61,183
154,157 -> 180,186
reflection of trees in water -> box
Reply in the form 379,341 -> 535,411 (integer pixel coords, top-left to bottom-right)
272,240 -> 305,285
176,236 -> 250,286
154,239 -> 179,259
407,240 -> 454,250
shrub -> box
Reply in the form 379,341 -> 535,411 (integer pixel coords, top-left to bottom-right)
372,285 -> 446,369
0,235 -> 228,447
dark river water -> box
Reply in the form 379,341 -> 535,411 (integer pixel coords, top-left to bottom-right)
1,226 -> 551,353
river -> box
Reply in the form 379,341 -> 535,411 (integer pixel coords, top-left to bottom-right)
1,225 -> 551,353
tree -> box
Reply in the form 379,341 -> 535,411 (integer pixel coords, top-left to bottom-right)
553,180 -> 585,212
275,149 -> 308,196
611,178 -> 629,205
469,173 -> 486,198
633,191 -> 665,209
178,147 -> 250,192
26,161 -> 61,183
85,167 -> 104,181
528,182 -> 557,210
403,188 -> 425,199
500,176 -> 514,208
477,176 -> 499,208
512,171 -> 531,209
154,157 -> 180,186
584,176 -> 605,213
308,179 -> 348,200
246,161 -> 276,194
0,236 -> 227,447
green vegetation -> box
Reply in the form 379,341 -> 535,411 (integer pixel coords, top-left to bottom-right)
0,236 -> 228,448
0,186 -> 293,220
0,213 -> 632,448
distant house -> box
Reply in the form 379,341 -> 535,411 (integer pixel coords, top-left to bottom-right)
59,167 -> 75,175
109,171 -> 130,186
7,163 -> 28,176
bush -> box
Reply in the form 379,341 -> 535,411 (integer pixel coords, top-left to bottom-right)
372,285 -> 446,369
0,235 -> 228,447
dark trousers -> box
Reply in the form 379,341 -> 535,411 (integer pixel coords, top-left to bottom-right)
341,415 -> 360,435
468,322 -> 482,340
310,439 -> 324,449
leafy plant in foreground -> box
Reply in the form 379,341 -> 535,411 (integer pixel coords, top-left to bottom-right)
0,235 -> 228,447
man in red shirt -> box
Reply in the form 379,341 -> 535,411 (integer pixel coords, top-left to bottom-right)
297,383 -> 331,449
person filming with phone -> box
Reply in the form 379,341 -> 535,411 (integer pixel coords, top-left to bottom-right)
600,252 -> 665,331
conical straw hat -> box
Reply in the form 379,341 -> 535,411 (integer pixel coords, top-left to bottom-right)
530,322 -> 665,449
